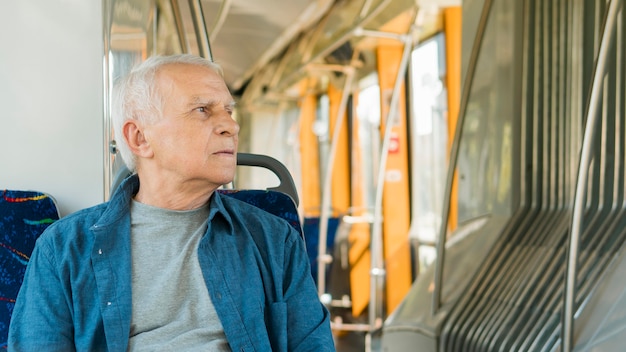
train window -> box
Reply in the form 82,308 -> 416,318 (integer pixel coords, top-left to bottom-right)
454,12 -> 515,224
408,33 -> 448,269
435,0 -> 517,308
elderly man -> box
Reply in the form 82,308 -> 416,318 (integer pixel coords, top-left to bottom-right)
9,54 -> 335,351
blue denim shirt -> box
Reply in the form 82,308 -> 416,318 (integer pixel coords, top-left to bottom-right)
9,175 -> 334,351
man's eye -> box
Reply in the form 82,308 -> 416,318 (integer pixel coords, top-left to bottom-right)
196,107 -> 206,113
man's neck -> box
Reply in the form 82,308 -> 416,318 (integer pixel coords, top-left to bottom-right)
133,172 -> 216,210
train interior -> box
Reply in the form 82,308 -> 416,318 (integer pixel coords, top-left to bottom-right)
2,0 -> 626,351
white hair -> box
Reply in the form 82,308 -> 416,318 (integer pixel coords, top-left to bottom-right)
111,54 -> 223,171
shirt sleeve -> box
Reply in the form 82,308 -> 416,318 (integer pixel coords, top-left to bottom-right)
282,229 -> 336,352
8,238 -> 76,351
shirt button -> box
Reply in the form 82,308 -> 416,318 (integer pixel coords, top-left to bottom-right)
98,249 -> 103,255
107,302 -> 112,306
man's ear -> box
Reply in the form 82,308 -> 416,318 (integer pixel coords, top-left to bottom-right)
123,120 -> 154,158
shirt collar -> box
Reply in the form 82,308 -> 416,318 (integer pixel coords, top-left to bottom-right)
207,190 -> 235,236
101,174 -> 235,236
92,174 -> 139,229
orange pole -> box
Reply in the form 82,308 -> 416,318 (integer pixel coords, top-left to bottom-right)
327,83 -> 351,216
444,7 -> 462,233
298,80 -> 321,217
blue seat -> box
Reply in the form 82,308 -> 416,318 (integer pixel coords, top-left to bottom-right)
218,189 -> 302,237
219,153 -> 302,237
0,190 -> 60,348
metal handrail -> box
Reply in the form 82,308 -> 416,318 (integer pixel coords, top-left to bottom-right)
315,9 -> 420,352
313,29 -> 415,301
432,0 -> 494,315
282,0 -> 392,91
316,60 -> 358,298
562,0 -> 622,351
103,0 -> 113,200
170,0 -> 191,54
209,0 -> 232,43
368,28 -> 415,344
188,0 -> 213,60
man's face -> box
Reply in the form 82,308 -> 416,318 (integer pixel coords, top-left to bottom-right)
141,63 -> 239,189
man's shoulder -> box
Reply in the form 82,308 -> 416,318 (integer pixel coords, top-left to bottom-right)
37,202 -> 110,245
52,202 -> 109,227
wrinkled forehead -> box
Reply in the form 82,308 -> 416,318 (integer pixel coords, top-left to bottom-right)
155,63 -> 232,102
156,63 -> 224,87
155,63 -> 230,96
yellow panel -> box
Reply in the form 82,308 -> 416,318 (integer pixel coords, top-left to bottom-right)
327,83 -> 351,216
348,222 -> 372,317
376,45 -> 412,314
298,79 -> 321,217
444,7 -> 462,233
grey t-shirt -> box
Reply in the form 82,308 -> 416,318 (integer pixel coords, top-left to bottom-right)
128,200 -> 230,351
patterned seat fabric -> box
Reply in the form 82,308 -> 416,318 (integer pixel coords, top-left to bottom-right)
0,190 -> 60,348
218,189 -> 302,238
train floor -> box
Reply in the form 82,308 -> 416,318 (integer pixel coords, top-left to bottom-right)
333,330 -> 381,352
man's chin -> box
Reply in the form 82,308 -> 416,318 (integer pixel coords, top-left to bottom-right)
215,175 -> 236,187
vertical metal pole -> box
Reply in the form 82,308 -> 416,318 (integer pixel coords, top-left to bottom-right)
368,32 -> 414,346
170,0 -> 191,53
188,0 -> 213,60
102,0 -> 113,200
317,62 -> 358,297
562,1 -> 621,350
432,0 -> 494,315
209,0 -> 232,43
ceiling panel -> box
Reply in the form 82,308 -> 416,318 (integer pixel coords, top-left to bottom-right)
201,0 -> 330,91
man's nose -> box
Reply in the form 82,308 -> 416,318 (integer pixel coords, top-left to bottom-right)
217,113 -> 240,136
